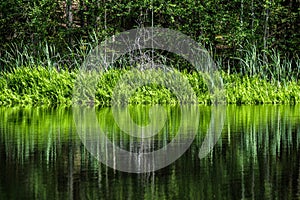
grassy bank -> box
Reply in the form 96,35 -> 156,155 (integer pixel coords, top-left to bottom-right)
0,66 -> 300,106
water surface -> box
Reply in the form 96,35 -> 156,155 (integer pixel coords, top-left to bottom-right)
0,105 -> 300,199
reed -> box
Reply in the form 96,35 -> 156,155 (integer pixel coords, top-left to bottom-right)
0,40 -> 300,106
233,44 -> 300,83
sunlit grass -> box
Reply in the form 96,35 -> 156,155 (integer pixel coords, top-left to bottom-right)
0,66 -> 76,106
0,39 -> 299,106
223,73 -> 300,104
0,66 -> 300,106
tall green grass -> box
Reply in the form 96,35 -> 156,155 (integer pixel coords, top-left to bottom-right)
0,32 -> 101,71
231,44 -> 300,83
0,40 -> 300,106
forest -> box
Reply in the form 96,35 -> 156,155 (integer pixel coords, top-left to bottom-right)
0,0 -> 299,105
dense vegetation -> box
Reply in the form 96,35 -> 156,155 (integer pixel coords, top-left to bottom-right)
0,0 -> 299,105
1,61 -> 300,106
1,0 -> 299,59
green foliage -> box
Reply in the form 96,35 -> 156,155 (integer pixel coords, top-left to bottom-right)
224,74 -> 300,104
0,66 -> 76,106
0,65 -> 300,106
1,0 -> 299,70
0,0 -> 64,50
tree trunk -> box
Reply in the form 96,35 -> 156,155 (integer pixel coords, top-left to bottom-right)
79,0 -> 84,28
263,0 -> 270,62
66,0 -> 73,45
66,0 -> 73,28
251,0 -> 254,37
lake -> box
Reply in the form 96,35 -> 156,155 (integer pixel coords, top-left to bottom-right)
0,105 -> 300,199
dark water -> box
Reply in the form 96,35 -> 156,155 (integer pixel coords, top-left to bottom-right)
0,105 -> 300,199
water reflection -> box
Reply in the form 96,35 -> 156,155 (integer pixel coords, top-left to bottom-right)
74,105 -> 202,173
0,105 -> 300,199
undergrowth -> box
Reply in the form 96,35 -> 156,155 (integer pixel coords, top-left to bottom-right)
0,66 -> 300,106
